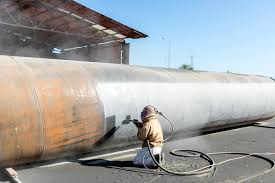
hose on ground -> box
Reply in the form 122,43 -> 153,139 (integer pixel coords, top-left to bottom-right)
144,112 -> 275,180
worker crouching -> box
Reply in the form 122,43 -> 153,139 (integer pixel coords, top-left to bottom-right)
133,105 -> 165,167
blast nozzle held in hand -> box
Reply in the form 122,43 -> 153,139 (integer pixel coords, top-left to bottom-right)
130,119 -> 143,128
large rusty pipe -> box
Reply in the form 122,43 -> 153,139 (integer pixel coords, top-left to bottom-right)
0,55 -> 275,167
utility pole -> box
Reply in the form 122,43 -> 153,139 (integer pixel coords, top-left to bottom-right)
162,37 -> 171,68
168,40 -> 171,68
191,56 -> 194,69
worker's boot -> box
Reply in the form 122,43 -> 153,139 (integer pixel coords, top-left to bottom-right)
154,153 -> 165,166
160,153 -> 165,166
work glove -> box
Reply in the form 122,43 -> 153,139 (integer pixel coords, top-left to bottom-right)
132,119 -> 143,128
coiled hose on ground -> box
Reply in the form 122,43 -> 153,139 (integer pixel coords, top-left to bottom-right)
145,112 -> 275,181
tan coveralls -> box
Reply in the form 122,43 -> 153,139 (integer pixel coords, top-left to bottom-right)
133,115 -> 164,165
137,116 -> 163,148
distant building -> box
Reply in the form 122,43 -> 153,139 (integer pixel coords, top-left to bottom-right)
0,0 -> 147,64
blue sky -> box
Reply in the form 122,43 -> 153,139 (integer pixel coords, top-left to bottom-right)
76,0 -> 275,77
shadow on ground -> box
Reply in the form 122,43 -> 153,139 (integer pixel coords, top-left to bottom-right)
0,170 -> 10,183
80,159 -> 167,175
80,160 -> 136,168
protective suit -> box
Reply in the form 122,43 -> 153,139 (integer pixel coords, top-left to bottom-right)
137,117 -> 163,148
133,106 -> 164,166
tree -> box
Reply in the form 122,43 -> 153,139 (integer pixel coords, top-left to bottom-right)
179,64 -> 193,70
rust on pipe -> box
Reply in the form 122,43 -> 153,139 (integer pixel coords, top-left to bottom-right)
0,56 -> 104,167
0,57 -> 43,166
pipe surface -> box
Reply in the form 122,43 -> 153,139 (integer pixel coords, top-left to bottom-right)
0,55 -> 275,167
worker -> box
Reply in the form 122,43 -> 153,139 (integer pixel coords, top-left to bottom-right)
133,105 -> 164,167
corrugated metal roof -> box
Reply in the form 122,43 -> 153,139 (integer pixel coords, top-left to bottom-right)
0,0 -> 147,48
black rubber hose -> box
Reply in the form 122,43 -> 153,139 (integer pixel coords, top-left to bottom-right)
145,112 -> 275,177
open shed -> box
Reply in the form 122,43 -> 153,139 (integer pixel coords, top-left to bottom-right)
0,0 -> 147,64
